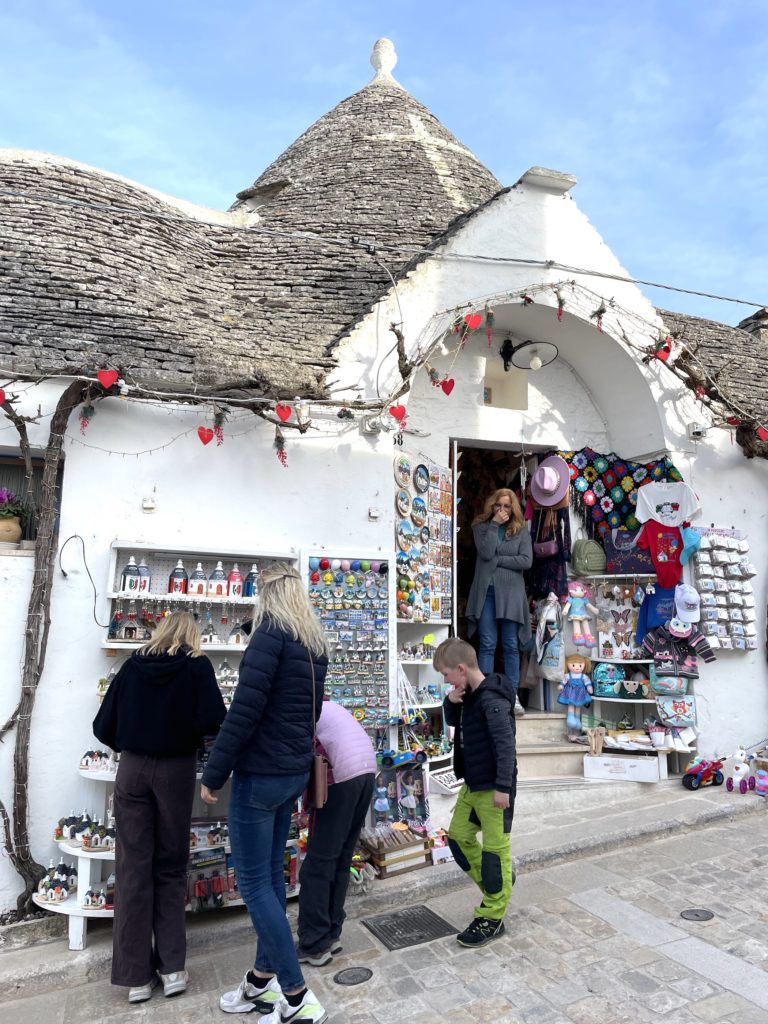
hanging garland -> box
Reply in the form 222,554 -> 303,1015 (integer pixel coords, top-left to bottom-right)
274,425 -> 288,467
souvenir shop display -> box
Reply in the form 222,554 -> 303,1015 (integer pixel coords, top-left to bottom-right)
307,554 -> 390,730
393,454 -> 453,624
688,527 -> 758,652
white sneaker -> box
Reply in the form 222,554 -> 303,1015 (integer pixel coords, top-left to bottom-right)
159,969 -> 188,997
128,976 -> 159,1003
261,989 -> 327,1024
220,973 -> 282,1014
514,696 -> 526,718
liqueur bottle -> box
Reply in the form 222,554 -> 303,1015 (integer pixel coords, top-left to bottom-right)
119,556 -> 140,595
168,560 -> 188,595
242,564 -> 260,598
137,558 -> 152,594
227,563 -> 244,598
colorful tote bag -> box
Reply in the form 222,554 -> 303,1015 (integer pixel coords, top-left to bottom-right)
592,662 -> 626,697
603,528 -> 655,575
655,695 -> 696,727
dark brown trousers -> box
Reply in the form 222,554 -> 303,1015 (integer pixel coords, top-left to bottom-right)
111,751 -> 196,986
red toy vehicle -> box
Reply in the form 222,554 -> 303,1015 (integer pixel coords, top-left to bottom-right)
682,757 -> 725,791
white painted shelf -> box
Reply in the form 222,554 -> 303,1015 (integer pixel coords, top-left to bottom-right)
107,592 -> 258,605
57,841 -> 114,861
591,697 -> 656,705
32,892 -> 113,919
110,539 -> 296,561
102,641 -> 247,652
593,658 -> 653,665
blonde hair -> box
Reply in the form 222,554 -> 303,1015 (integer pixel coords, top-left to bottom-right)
565,653 -> 592,674
138,611 -> 201,657
473,488 -> 525,538
251,562 -> 329,658
433,638 -> 478,671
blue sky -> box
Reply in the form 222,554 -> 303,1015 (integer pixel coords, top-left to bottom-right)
1,0 -> 766,324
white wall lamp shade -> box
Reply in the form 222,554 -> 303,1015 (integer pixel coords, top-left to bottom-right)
510,339 -> 558,371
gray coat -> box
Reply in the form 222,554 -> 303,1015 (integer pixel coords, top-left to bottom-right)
466,521 -> 533,644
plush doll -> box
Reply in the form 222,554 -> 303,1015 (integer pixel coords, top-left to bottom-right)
558,653 -> 593,741
563,580 -> 599,648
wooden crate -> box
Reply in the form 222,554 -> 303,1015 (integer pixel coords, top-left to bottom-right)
362,830 -> 430,878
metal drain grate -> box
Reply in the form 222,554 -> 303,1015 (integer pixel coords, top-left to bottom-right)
681,908 -> 714,922
333,967 -> 373,986
361,904 -> 457,951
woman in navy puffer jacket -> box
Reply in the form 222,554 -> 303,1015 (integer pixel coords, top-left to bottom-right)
201,563 -> 329,1023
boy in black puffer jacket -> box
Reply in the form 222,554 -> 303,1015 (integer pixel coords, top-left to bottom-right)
434,638 -> 517,948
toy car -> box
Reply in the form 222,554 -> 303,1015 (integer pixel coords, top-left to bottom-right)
682,757 -> 725,790
376,748 -> 427,769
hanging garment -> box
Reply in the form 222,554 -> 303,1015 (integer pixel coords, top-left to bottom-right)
526,507 -> 571,601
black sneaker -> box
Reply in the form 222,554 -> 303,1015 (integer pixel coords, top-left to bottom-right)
456,917 -> 505,947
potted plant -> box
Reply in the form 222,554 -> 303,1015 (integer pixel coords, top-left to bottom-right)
0,487 -> 25,544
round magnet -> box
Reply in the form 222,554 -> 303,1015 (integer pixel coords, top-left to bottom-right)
394,453 -> 412,487
411,496 -> 427,527
420,526 -> 430,544
379,561 -> 388,575
352,708 -> 366,721
397,520 -> 414,552
396,489 -> 411,517
361,560 -> 371,572
413,464 -> 429,493
340,559 -> 351,571
319,558 -> 330,571
331,558 -> 341,570
309,557 -> 320,570
351,559 -> 361,571
370,560 -> 381,572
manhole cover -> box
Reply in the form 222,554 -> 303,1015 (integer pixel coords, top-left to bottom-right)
681,908 -> 715,921
333,967 -> 373,986
361,904 -> 456,950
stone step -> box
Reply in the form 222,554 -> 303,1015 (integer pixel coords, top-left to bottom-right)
517,741 -> 586,779
516,710 -> 569,744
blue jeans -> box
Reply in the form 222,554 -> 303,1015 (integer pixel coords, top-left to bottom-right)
477,586 -> 520,690
228,771 -> 309,992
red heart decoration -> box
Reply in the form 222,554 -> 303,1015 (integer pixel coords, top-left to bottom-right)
0,388 -> 5,404
197,427 -> 214,445
97,369 -> 119,389
464,313 -> 482,331
389,405 -> 407,423
441,378 -> 455,396
726,416 -> 742,427
275,403 -> 292,422
757,427 -> 768,442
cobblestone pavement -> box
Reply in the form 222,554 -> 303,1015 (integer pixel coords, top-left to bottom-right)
4,807 -> 768,1024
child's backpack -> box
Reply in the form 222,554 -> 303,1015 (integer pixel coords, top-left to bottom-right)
592,662 -> 626,697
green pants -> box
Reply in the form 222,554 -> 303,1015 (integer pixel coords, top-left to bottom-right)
447,785 -> 514,921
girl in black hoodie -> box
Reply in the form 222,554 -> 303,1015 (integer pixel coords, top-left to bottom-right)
93,611 -> 226,1003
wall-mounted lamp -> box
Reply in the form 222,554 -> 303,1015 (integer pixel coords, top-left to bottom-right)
500,337 -> 559,372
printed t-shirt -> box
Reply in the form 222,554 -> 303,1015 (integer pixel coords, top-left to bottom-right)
635,481 -> 700,527
636,522 -> 683,588
635,586 -> 676,644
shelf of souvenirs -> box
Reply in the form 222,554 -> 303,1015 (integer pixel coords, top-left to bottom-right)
32,893 -> 114,918
590,696 -> 657,705
101,641 -> 247,652
592,658 -> 653,665
579,573 -> 657,581
106,592 -> 258,605
399,659 -> 435,665
405,616 -> 452,625
56,840 -> 114,861
110,540 -> 296,561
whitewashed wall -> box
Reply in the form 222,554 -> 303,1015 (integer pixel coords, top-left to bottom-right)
2,180 -> 767,909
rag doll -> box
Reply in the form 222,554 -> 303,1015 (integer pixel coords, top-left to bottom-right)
558,653 -> 593,741
563,580 -> 599,648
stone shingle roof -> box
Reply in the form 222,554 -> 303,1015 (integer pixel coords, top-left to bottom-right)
659,308 -> 768,424
0,42 -> 500,395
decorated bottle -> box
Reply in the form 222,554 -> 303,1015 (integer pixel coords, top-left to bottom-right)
168,559 -> 188,595
137,558 -> 152,593
227,563 -> 244,598
188,562 -> 207,595
207,560 -> 227,597
242,564 -> 260,598
119,555 -> 140,595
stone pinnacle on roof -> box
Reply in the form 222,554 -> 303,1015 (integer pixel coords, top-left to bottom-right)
369,38 -> 402,88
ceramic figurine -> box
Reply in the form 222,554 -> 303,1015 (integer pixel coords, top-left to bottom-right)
207,561 -> 227,597
188,562 -> 207,595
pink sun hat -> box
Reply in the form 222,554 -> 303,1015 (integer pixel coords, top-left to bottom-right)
530,455 -> 571,507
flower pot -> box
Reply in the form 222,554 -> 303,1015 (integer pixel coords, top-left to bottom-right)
0,516 -> 22,543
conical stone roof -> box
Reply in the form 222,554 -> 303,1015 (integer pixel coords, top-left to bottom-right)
234,39 -> 501,255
